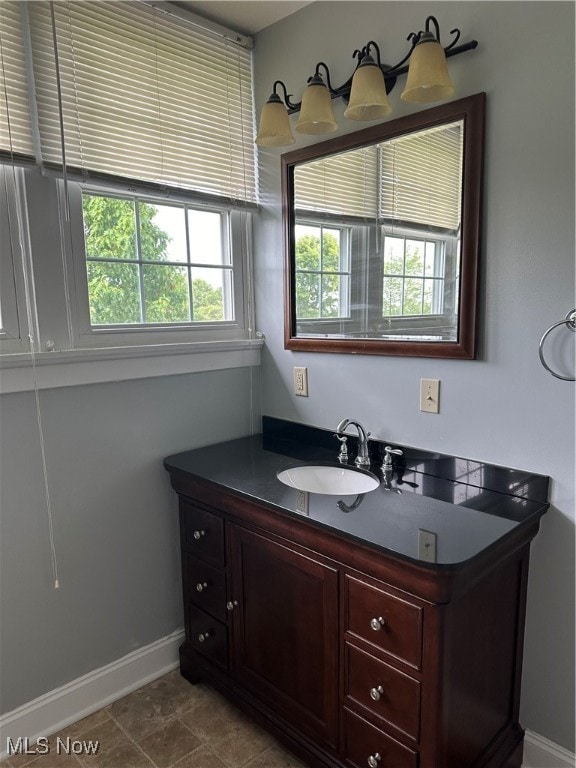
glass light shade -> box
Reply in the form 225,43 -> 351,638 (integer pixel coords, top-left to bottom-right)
295,77 -> 338,135
401,34 -> 455,103
255,94 -> 295,147
344,60 -> 392,121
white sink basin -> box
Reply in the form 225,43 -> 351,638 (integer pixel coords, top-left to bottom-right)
277,464 -> 379,495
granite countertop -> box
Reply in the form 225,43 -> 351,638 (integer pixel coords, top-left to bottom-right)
164,419 -> 549,570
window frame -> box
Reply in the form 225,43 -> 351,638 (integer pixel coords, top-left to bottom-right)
294,220 -> 352,322
380,223 -> 460,328
65,181 -> 252,349
0,165 -> 32,354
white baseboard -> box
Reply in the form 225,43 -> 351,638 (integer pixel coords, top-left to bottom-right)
0,629 -> 184,761
523,729 -> 576,768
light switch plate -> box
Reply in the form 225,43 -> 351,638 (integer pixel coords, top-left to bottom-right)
420,378 -> 440,413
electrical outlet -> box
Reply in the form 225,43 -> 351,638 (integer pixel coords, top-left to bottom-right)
295,490 -> 310,516
420,378 -> 440,413
418,529 -> 437,562
293,367 -> 308,396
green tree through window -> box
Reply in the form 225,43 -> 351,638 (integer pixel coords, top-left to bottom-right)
83,195 -> 226,325
295,227 -> 347,319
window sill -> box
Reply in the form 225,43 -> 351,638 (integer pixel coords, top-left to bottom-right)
0,338 -> 263,394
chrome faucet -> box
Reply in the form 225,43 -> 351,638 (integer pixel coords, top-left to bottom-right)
335,418 -> 371,467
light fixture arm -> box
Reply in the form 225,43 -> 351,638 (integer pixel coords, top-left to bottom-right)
272,16 -> 477,114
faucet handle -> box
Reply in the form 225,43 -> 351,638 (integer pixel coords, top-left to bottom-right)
383,445 -> 403,467
334,433 -> 349,463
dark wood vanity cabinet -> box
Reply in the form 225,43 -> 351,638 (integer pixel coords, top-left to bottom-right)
171,477 -> 537,768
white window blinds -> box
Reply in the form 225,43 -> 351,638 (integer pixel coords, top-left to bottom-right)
1,1 -> 256,203
0,2 -> 35,159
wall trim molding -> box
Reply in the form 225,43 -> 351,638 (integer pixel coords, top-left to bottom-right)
0,629 -> 184,760
523,729 -> 576,768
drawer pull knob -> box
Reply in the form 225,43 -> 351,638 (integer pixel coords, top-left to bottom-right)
226,600 -> 239,611
193,529 -> 206,540
196,582 -> 208,592
197,631 -> 211,643
370,616 -> 386,631
369,685 -> 384,701
367,753 -> 381,768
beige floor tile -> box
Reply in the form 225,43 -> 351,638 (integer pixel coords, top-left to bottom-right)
1,746 -> 41,768
137,720 -> 200,768
204,718 -> 274,767
2,752 -> 80,768
107,673 -> 202,741
3,674 -> 309,768
178,690 -> 249,743
14,753 -> 81,768
75,720 -> 133,768
79,743 -> 153,768
53,711 -> 112,742
243,743 -> 307,768
172,745 -> 228,768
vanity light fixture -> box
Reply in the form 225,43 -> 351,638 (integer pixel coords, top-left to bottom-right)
255,15 -> 478,147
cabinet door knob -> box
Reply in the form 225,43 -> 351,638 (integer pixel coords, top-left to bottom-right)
196,582 -> 208,592
226,600 -> 239,611
369,685 -> 384,701
197,631 -> 211,643
193,529 -> 206,540
370,616 -> 385,631
367,753 -> 381,768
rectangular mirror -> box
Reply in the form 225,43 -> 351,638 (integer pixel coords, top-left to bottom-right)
282,93 -> 485,357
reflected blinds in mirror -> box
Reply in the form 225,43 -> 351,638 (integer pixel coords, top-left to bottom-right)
380,121 -> 463,231
293,121 -> 463,231
294,146 -> 378,219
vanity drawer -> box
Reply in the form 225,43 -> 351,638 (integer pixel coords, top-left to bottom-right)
184,555 -> 227,622
344,709 -> 418,768
345,576 -> 423,669
186,605 -> 228,668
181,501 -> 225,567
345,644 -> 420,740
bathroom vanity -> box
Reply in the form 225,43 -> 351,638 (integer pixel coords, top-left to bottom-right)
164,417 -> 549,768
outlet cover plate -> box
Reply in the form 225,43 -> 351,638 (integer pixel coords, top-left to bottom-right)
293,367 -> 308,397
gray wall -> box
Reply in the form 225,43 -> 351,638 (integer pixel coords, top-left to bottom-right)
0,367 -> 259,713
253,1 -> 575,751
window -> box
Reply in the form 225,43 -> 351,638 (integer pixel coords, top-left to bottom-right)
66,184 -> 250,347
81,193 -> 234,327
294,223 -> 350,320
383,233 -> 447,317
0,0 -> 258,374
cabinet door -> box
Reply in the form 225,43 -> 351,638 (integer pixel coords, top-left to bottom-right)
229,524 -> 339,748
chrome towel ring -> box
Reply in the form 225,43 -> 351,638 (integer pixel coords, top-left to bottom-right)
538,309 -> 576,381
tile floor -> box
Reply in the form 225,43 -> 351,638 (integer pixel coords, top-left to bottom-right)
2,671 -> 306,768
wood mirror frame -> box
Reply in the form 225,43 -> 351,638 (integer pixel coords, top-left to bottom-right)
282,92 -> 485,358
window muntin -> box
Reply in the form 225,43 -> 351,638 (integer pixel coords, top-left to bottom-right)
82,193 -> 235,328
294,223 -> 350,320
